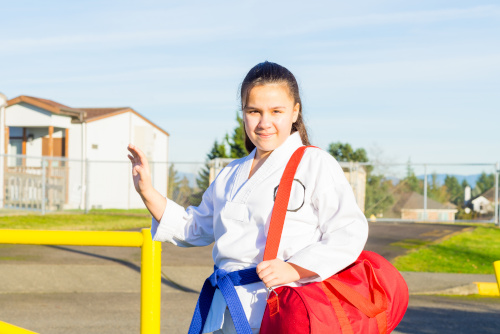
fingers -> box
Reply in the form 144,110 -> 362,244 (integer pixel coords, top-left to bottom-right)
256,261 -> 270,275
257,261 -> 279,288
129,144 -> 148,163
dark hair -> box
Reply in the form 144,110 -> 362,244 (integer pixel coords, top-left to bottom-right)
240,61 -> 310,153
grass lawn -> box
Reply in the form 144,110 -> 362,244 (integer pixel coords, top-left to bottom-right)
393,226 -> 500,274
0,212 -> 151,231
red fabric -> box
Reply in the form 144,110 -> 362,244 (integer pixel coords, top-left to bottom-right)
260,146 -> 409,333
263,146 -> 310,262
261,252 -> 408,334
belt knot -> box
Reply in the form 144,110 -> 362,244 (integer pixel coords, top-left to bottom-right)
209,268 -> 228,287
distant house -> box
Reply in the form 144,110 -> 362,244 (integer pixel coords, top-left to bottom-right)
469,187 -> 498,215
384,191 -> 458,221
2,95 -> 169,210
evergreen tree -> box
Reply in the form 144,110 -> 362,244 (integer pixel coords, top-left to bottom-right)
226,113 -> 247,158
364,174 -> 394,217
327,141 -> 393,216
176,176 -> 194,208
402,161 -> 422,193
427,172 -> 449,203
190,140 -> 228,206
444,175 -> 463,205
167,164 -> 181,199
475,172 -> 495,194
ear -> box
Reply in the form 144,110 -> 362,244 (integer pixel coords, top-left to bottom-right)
292,103 -> 300,123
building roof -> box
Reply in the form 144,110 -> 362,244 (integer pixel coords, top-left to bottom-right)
77,107 -> 129,121
400,192 -> 457,210
6,95 -> 169,136
7,95 -> 82,117
383,191 -> 457,218
472,187 -> 498,203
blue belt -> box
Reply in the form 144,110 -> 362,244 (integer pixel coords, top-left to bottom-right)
188,266 -> 261,334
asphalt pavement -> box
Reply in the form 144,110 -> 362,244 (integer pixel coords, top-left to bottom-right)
1,221 -> 498,333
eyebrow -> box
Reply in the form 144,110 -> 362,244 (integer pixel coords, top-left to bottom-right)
244,105 -> 287,110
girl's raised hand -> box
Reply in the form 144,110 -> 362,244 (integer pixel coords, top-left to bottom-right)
127,144 -> 153,197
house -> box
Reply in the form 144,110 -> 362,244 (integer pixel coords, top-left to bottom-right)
469,187 -> 498,215
2,95 -> 169,211
384,191 -> 458,221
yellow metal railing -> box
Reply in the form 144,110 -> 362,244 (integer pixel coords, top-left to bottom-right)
474,260 -> 500,296
0,228 -> 162,334
0,321 -> 38,334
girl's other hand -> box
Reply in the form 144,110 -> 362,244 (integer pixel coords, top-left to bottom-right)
127,144 -> 153,197
256,259 -> 318,288
256,259 -> 301,288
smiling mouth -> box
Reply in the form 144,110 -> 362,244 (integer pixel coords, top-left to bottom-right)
257,133 -> 274,138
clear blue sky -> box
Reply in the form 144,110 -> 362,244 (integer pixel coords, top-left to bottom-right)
2,0 -> 499,166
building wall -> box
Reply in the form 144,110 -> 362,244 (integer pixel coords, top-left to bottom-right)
84,111 -> 169,209
472,196 -> 492,214
401,209 -> 457,221
130,112 -> 169,198
6,103 -> 72,128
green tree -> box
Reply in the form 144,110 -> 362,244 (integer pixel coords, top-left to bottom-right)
461,179 -> 470,190
175,176 -> 194,208
167,164 -> 181,199
427,172 -> 449,203
444,175 -> 463,205
328,142 -> 369,163
226,113 -> 247,158
364,175 -> 394,217
190,140 -> 229,206
327,141 -> 393,216
475,172 -> 495,194
402,162 -> 423,193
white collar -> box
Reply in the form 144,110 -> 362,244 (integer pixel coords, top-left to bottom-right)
232,132 -> 304,203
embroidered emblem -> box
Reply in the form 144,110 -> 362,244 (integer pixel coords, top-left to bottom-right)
273,179 -> 305,212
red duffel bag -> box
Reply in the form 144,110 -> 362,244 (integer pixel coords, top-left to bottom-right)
260,146 -> 409,334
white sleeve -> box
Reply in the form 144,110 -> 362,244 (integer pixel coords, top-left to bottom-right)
151,182 -> 215,247
287,155 -> 369,282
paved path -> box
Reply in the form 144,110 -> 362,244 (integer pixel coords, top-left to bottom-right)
1,222 -> 497,333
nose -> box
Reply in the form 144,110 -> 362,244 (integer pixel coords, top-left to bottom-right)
258,112 -> 272,129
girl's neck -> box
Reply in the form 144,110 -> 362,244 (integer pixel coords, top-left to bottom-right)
249,149 -> 272,179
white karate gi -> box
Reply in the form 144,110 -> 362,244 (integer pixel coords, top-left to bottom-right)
151,132 -> 369,333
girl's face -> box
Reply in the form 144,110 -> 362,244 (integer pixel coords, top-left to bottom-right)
243,84 -> 299,159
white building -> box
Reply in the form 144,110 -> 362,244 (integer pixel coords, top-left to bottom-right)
3,95 -> 169,210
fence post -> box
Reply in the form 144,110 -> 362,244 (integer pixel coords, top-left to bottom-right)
41,157 -> 46,215
84,159 -> 89,214
141,228 -> 162,334
423,164 -> 428,221
495,162 -> 499,226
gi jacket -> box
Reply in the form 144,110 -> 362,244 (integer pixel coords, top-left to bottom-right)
151,132 -> 369,332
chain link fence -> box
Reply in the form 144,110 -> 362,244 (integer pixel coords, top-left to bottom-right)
1,154 -> 498,224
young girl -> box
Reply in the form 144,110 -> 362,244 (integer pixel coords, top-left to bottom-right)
128,61 -> 368,334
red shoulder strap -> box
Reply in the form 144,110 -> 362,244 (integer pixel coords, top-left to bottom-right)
263,146 -> 315,261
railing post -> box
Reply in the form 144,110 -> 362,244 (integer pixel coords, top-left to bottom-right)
0,321 -> 39,334
494,261 -> 500,293
141,228 -> 162,334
